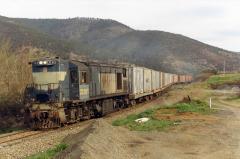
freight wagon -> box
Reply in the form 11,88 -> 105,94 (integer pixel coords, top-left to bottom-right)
24,57 -> 192,129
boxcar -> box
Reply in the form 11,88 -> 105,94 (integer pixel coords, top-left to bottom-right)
151,70 -> 160,92
164,73 -> 171,87
128,66 -> 154,100
143,68 -> 152,93
173,74 -> 178,83
128,66 -> 144,97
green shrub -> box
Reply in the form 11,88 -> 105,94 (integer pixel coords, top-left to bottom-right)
26,143 -> 68,159
207,74 -> 240,88
172,100 -> 213,114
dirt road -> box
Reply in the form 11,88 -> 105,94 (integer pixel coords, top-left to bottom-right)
57,88 -> 240,159
218,102 -> 240,158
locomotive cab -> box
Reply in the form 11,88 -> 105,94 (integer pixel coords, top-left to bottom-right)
24,57 -> 92,129
25,57 -> 91,104
69,61 -> 90,101
26,57 -> 69,103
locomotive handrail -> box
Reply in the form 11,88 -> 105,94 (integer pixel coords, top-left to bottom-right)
26,83 -> 60,91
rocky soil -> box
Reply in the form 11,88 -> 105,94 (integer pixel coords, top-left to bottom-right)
0,120 -> 94,159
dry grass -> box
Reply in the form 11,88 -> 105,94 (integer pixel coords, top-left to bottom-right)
0,40 -> 51,107
207,73 -> 240,89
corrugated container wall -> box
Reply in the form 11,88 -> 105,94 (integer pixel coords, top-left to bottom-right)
164,73 -> 171,86
132,67 -> 144,94
143,68 -> 152,92
151,70 -> 160,91
178,75 -> 186,83
159,72 -> 163,88
173,74 -> 178,83
162,72 -> 166,87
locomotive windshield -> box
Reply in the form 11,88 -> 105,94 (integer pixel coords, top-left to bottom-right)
32,59 -> 66,86
26,58 -> 68,103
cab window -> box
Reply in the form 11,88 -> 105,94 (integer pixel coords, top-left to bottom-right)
117,73 -> 122,90
123,68 -> 127,77
70,69 -> 78,83
80,71 -> 87,84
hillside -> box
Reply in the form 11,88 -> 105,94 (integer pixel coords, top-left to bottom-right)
0,17 -> 76,55
0,15 -> 239,74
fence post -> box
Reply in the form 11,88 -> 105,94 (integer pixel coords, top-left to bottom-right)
209,97 -> 212,109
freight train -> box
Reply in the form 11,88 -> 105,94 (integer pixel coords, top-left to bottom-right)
24,57 -> 192,129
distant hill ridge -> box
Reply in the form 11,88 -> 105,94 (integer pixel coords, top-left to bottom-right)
0,15 -> 239,74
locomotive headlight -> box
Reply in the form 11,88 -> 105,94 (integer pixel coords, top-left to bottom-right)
39,61 -> 43,65
43,61 -> 47,64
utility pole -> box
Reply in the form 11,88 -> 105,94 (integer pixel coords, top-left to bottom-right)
209,97 -> 212,109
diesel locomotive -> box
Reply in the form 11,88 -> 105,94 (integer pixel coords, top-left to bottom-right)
24,57 -> 192,129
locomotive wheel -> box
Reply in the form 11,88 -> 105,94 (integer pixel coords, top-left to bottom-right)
149,95 -> 153,100
130,100 -> 136,106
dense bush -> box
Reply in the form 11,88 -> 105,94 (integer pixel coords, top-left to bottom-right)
0,40 -> 51,107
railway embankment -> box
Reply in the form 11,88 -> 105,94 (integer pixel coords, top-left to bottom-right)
55,74 -> 240,159
1,73 -> 240,159
207,73 -> 240,89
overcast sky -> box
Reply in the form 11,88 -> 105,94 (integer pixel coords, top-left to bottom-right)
0,0 -> 239,52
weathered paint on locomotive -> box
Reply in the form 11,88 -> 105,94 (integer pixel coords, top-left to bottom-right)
89,64 -> 128,97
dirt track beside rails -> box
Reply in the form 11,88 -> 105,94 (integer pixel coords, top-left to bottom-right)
58,106 -> 240,159
57,84 -> 240,159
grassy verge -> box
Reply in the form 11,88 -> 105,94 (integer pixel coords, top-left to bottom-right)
26,143 -> 68,159
207,73 -> 240,88
112,100 -> 214,131
112,109 -> 175,131
225,96 -> 240,101
0,127 -> 24,135
166,100 -> 215,115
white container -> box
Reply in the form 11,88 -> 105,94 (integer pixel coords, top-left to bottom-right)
132,66 -> 144,94
143,68 -> 152,92
151,70 -> 160,90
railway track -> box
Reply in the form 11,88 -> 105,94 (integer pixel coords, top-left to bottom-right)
0,119 -> 94,148
0,130 -> 44,147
